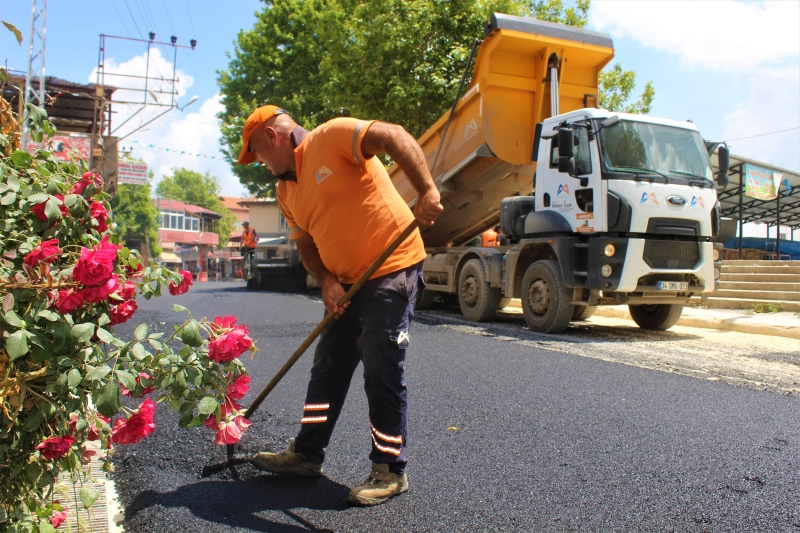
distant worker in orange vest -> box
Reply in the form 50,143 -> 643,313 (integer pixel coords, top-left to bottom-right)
240,221 -> 259,256
480,227 -> 498,247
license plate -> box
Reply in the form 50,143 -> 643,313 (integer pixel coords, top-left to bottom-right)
657,281 -> 688,291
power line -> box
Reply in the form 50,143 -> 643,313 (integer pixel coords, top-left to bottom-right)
110,0 -> 147,56
184,0 -> 197,37
123,0 -> 145,40
162,0 -> 176,35
727,126 -> 800,142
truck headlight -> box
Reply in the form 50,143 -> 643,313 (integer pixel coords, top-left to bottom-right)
604,244 -> 616,257
713,248 -> 720,261
714,267 -> 720,279
600,264 -> 613,277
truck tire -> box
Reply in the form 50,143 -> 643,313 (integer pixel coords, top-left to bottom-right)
458,259 -> 501,322
520,260 -> 574,333
628,304 -> 682,331
416,289 -> 437,310
572,305 -> 597,321
497,297 -> 512,310
294,268 -> 308,290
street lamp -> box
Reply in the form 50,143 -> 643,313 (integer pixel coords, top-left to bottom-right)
178,95 -> 199,112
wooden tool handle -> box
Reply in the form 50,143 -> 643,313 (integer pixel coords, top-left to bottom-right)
244,219 -> 420,419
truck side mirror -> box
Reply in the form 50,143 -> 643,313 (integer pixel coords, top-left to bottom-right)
599,115 -> 620,130
558,156 -> 575,176
716,146 -> 730,187
557,128 -> 574,158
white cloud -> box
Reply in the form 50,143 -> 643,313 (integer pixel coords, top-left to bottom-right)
591,0 -> 799,73
89,49 -> 246,197
721,64 -> 800,171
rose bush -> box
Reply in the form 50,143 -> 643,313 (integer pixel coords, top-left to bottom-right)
0,103 -> 255,532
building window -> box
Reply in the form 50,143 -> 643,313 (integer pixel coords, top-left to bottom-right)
192,218 -> 199,231
279,212 -> 288,231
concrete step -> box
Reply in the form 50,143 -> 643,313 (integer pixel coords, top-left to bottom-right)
722,264 -> 800,274
719,273 -> 800,282
722,260 -> 796,266
691,297 -> 800,312
711,289 -> 800,302
719,281 -> 800,292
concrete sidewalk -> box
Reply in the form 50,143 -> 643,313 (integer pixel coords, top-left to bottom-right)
506,300 -> 800,340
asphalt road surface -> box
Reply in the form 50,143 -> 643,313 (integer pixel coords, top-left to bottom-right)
112,281 -> 800,533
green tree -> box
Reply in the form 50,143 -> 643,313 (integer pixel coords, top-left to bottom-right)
155,168 -> 236,249
109,181 -> 161,259
599,63 -> 655,114
527,0 -> 589,27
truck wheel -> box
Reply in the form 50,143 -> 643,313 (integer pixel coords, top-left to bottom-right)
294,268 -> 308,290
458,259 -> 501,322
520,260 -> 574,333
416,289 -> 437,310
628,304 -> 682,331
572,305 -> 597,321
497,297 -> 511,310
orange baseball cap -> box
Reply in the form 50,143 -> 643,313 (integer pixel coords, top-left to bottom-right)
237,105 -> 287,165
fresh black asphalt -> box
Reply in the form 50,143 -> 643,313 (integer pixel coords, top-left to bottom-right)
111,281 -> 800,532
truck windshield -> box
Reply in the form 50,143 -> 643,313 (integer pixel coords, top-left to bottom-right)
599,120 -> 713,182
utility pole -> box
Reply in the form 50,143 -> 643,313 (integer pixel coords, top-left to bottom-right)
21,0 -> 47,152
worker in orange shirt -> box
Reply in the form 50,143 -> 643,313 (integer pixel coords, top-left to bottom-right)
480,226 -> 498,246
239,105 -> 442,506
240,221 -> 259,258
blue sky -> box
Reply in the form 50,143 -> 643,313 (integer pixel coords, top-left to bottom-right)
1,0 -> 798,218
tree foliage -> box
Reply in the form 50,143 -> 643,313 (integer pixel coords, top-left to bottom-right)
599,63 -> 655,115
218,0 -> 654,196
155,168 -> 235,249
109,178 -> 161,259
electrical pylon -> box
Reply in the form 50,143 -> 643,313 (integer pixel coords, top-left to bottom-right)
21,0 -> 47,151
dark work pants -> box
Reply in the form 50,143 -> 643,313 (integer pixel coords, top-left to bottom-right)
294,262 -> 423,471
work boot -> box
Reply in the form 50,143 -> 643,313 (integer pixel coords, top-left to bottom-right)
347,462 -> 409,506
251,438 -> 323,476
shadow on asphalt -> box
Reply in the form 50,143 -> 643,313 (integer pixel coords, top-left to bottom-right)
126,476 -> 347,532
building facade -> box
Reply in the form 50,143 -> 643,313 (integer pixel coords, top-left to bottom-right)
153,198 -> 220,282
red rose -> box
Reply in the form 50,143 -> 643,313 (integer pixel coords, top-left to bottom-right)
168,269 -> 193,296
121,372 -> 154,397
71,171 -> 103,196
214,415 -> 251,445
208,327 -> 253,363
126,262 -> 144,278
211,315 -> 238,332
116,280 -> 137,301
56,289 -> 84,313
227,374 -> 250,400
31,194 -> 68,222
204,399 -> 239,430
109,299 -> 137,325
35,435 -> 75,461
89,201 -> 109,233
49,502 -> 68,528
73,236 -> 120,286
111,398 -> 155,445
81,274 -> 119,303
24,239 -> 61,267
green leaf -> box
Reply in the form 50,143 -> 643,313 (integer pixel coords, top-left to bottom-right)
67,368 -> 82,388
7,330 -> 28,359
63,193 -> 81,208
43,197 -> 61,220
94,380 -> 121,417
10,151 -> 32,168
7,174 -> 20,191
180,319 -> 203,347
3,21 -> 23,45
187,416 -> 206,427
131,343 -> 147,360
39,522 -> 57,533
98,313 -> 111,326
134,323 -> 148,341
36,309 -> 59,322
86,365 -> 110,382
27,193 -> 48,204
171,304 -> 189,313
22,413 -> 42,431
197,396 -> 219,415
4,310 -> 25,327
71,323 -> 95,343
96,327 -> 114,344
80,486 -> 100,509
1,191 -> 16,205
116,369 -> 136,391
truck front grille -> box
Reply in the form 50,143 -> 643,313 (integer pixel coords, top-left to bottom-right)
643,240 -> 700,269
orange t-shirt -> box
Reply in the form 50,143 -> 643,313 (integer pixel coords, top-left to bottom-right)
276,117 -> 426,284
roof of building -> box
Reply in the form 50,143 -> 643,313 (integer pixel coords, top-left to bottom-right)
153,198 -> 222,219
237,197 -> 277,207
219,196 -> 252,212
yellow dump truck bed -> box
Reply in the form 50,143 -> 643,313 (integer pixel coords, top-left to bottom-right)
389,13 -> 614,247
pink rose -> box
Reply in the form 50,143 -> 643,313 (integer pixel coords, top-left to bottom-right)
212,315 -> 238,330
49,502 -> 68,528
31,194 -> 68,222
168,269 -> 193,296
121,372 -> 154,398
116,280 -> 137,301
56,289 -> 84,313
23,239 -> 61,268
73,236 -> 120,286
126,262 -> 144,278
208,327 -> 253,363
71,171 -> 103,196
89,201 -> 109,233
35,435 -> 75,461
111,398 -> 155,445
227,374 -> 251,400
204,399 -> 239,430
80,274 -> 119,303
109,299 -> 137,325
214,415 -> 251,445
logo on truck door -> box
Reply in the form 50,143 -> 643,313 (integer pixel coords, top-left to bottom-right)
557,184 -> 570,196
640,192 -> 659,205
690,196 -> 705,208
